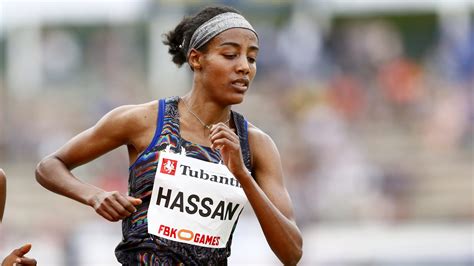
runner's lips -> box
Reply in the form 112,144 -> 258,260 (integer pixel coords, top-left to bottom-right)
231,78 -> 249,88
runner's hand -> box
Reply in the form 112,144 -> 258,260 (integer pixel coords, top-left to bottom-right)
91,191 -> 142,222
1,243 -> 37,266
209,123 -> 249,179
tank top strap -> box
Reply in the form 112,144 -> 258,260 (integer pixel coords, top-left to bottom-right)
156,96 -> 182,153
231,110 -> 252,173
128,98 -> 165,171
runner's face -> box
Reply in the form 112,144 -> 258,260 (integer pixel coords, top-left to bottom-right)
199,28 -> 259,104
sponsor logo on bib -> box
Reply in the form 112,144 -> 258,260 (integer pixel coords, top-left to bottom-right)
158,224 -> 221,247
160,158 -> 177,175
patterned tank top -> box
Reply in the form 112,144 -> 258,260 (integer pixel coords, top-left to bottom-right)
115,96 -> 251,265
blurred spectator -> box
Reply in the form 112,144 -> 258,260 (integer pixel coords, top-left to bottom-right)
422,86 -> 469,151
327,74 -> 365,122
378,57 -> 424,106
276,12 -> 322,81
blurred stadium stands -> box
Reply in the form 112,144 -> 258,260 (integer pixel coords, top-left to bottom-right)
0,0 -> 472,265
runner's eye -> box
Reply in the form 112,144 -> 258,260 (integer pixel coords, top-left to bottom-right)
224,54 -> 237,59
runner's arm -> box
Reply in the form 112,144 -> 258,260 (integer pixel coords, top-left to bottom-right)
241,127 -> 303,265
35,105 -> 143,221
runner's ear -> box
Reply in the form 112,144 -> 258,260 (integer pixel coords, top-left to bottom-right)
188,49 -> 202,71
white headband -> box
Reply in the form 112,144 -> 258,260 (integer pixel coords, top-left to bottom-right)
186,12 -> 258,57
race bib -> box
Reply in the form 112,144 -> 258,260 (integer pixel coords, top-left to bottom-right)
148,147 -> 247,248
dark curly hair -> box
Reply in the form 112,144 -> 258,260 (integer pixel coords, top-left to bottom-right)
163,5 -> 241,67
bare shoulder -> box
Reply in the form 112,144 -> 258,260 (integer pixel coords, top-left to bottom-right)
247,122 -> 276,149
103,100 -> 158,126
247,122 -> 281,169
97,100 -> 159,135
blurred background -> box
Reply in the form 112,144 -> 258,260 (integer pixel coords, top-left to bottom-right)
0,0 -> 473,265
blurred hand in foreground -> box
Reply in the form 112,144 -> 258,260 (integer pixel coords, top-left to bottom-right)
2,243 -> 37,266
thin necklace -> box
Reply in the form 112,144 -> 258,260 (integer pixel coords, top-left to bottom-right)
180,97 -> 231,130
